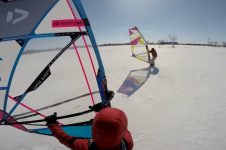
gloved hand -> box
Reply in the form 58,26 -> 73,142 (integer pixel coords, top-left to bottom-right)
44,112 -> 58,125
105,90 -> 114,101
89,103 -> 106,112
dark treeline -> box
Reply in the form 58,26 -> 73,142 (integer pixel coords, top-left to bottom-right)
23,42 -> 226,55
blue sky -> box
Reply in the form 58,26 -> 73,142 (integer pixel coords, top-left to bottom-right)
81,0 -> 226,44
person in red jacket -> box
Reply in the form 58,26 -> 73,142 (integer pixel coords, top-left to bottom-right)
45,107 -> 134,150
149,48 -> 158,67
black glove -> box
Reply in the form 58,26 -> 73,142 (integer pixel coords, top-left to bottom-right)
44,112 -> 57,126
89,103 -> 106,112
106,90 -> 114,101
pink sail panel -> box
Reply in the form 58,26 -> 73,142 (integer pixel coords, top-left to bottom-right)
131,37 -> 141,45
0,110 -> 27,131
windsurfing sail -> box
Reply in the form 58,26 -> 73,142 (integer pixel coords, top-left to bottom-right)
129,26 -> 150,63
0,0 -> 111,139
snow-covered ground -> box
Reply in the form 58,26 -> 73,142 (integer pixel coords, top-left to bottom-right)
1,45 -> 226,150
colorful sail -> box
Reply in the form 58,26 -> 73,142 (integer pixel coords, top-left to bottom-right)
0,0 -> 110,139
129,26 -> 150,63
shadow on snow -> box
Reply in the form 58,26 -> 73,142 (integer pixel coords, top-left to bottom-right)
117,66 -> 159,97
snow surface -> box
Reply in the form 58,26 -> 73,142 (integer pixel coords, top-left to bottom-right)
1,45 -> 226,150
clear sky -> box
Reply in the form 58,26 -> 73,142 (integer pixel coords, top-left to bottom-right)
81,0 -> 226,44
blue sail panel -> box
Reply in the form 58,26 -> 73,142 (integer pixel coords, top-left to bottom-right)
33,125 -> 92,139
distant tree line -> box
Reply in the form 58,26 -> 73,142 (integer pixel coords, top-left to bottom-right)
99,42 -> 130,47
222,41 -> 226,47
98,41 -> 226,48
99,34 -> 226,48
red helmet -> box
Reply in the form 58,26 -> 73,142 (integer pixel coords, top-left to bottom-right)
92,107 -> 128,149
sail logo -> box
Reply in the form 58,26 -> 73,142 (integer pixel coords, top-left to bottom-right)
52,19 -> 85,28
6,8 -> 29,24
